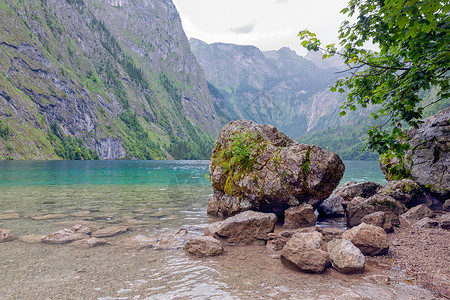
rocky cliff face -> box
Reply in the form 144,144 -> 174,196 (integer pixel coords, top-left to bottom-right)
189,38 -> 351,139
0,0 -> 220,160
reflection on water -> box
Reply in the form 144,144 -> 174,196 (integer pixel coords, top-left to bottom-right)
0,160 -> 416,300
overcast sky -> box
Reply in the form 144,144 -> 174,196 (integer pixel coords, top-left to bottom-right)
172,0 -> 350,56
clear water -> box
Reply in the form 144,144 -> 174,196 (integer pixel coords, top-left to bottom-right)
1,160 -> 430,300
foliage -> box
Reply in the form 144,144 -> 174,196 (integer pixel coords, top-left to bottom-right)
47,123 -> 99,160
119,111 -> 164,159
299,0 -> 449,158
0,119 -> 10,140
225,131 -> 264,171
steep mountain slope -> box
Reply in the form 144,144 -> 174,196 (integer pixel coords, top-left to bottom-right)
0,0 -> 220,160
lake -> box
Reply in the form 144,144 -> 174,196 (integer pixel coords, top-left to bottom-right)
1,160 -> 431,299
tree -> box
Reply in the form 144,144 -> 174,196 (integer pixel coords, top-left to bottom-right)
299,0 -> 449,161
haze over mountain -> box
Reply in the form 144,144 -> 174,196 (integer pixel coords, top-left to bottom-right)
189,38 -> 357,139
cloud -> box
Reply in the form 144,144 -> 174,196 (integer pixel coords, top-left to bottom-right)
229,23 -> 255,34
276,0 -> 288,3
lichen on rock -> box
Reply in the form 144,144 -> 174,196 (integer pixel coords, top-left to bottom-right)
208,120 -> 345,217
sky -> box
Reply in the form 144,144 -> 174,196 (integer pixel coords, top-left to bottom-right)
172,0 -> 351,56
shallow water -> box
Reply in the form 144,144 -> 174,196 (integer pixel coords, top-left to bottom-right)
1,160 -> 434,300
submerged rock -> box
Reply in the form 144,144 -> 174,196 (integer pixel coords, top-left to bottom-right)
208,211 -> 277,245
156,228 -> 196,250
42,227 -> 88,244
327,239 -> 365,274
184,236 -> 224,257
283,203 -> 317,229
208,120 -> 344,217
91,226 -> 129,238
0,229 -> 14,242
0,212 -> 20,220
342,223 -> 389,256
29,213 -> 67,220
280,232 -> 330,273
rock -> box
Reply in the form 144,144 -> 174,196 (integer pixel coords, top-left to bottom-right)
345,194 -> 407,227
401,204 -> 435,222
208,120 -> 345,217
91,226 -> 129,238
204,221 -> 223,238
0,229 -> 14,242
42,229 -> 87,244
214,211 -> 277,245
183,236 -> 224,257
412,217 -> 439,229
18,235 -> 42,244
327,239 -> 365,274
443,199 -> 450,212
157,228 -> 195,250
280,232 -> 330,273
342,223 -> 389,256
361,211 -> 395,233
439,213 -> 450,230
317,195 -> 345,217
29,213 -> 67,220
0,212 -> 20,220
283,203 -> 317,229
320,227 -> 345,242
266,227 -> 319,251
378,179 -> 428,208
80,237 -> 108,247
403,107 -> 450,200
335,181 -> 382,204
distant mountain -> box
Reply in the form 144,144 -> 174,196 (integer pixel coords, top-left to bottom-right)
0,0 -> 221,160
190,38 -> 359,139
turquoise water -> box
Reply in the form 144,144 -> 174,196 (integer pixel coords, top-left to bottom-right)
0,160 -> 405,300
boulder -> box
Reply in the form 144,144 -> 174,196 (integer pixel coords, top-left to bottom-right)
41,225 -> 91,244
317,195 -> 345,217
183,236 -> 224,257
208,120 -> 345,217
342,223 -> 389,256
280,232 -> 330,273
327,239 -> 365,274
401,204 -> 435,222
439,213 -> 450,230
335,181 -> 382,204
412,217 -> 439,229
443,199 -> 450,212
266,227 -> 319,251
345,194 -> 407,227
319,227 -> 344,242
283,203 -> 317,229
361,211 -> 395,233
91,226 -> 129,238
0,229 -> 14,242
212,211 -> 277,245
403,107 -> 450,200
378,179 -> 428,208
79,237 -> 108,247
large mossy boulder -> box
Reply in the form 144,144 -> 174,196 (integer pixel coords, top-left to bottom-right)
208,120 -> 345,217
380,107 -> 450,200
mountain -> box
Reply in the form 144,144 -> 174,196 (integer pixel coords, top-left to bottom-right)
190,38 -> 358,139
0,0 -> 221,160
